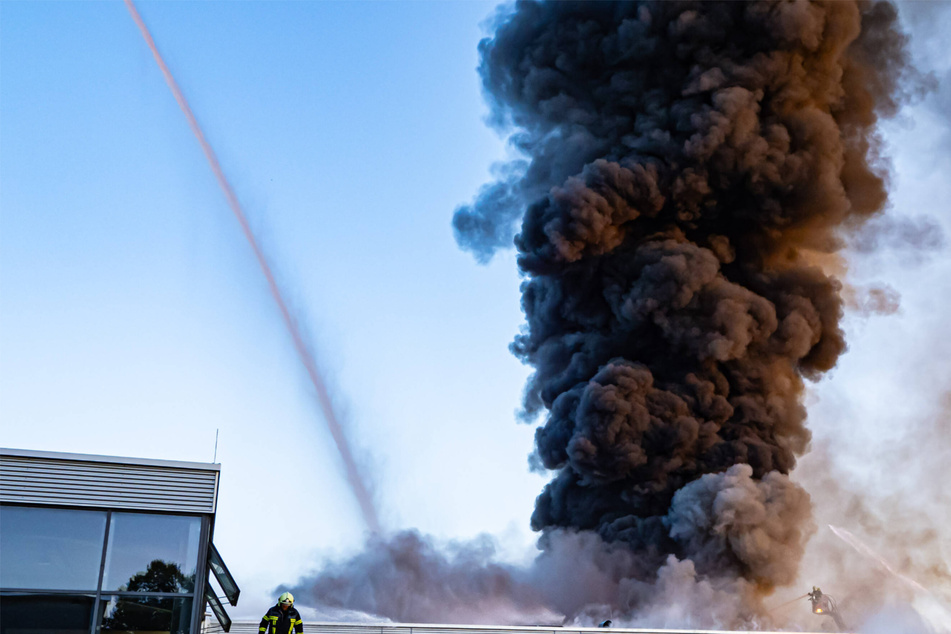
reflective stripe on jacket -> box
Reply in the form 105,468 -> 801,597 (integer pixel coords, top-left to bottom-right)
258,605 -> 303,634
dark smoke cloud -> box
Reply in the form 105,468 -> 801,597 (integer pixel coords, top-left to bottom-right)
455,1 -> 918,261
467,0 -> 911,606
452,161 -> 530,264
459,0 -> 912,590
292,1 -> 920,628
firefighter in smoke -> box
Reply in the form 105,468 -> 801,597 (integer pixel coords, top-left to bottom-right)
259,592 -> 304,634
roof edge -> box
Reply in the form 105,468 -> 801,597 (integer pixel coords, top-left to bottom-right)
0,447 -> 221,472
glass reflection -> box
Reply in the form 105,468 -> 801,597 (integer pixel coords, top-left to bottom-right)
0,506 -> 106,590
120,560 -> 192,593
102,513 -> 201,592
98,596 -> 192,634
0,593 -> 96,634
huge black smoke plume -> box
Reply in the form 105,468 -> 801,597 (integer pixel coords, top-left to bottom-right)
460,0 -> 910,590
294,1 -> 919,627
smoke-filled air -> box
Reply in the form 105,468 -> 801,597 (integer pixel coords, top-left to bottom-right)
290,1 -> 931,629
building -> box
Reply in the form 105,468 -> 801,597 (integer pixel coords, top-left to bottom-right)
0,448 -> 239,634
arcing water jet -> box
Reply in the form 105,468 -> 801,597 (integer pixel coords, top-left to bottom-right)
124,0 -> 380,534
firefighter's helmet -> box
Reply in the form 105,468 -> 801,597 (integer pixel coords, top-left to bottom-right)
279,592 -> 294,607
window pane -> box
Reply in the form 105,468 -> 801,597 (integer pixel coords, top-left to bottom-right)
102,514 -> 201,593
207,544 -> 239,606
0,506 -> 106,590
98,596 -> 192,634
0,593 -> 95,634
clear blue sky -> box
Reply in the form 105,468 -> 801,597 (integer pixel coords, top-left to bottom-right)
2,0 -> 949,625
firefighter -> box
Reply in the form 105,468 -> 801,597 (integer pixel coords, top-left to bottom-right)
259,592 -> 304,634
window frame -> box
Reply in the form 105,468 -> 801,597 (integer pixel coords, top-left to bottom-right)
0,503 -> 211,634
100,510 -> 203,594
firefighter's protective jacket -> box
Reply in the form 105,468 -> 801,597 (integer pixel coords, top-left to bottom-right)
259,604 -> 304,634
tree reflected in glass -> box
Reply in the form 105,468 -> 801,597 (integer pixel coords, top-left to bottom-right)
121,559 -> 193,594
100,560 -> 193,633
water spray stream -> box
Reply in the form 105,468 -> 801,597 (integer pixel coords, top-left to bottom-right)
124,0 -> 381,534
828,525 -> 951,627
828,525 -> 928,594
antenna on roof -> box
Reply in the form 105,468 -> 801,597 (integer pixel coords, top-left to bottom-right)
214,428 -> 219,463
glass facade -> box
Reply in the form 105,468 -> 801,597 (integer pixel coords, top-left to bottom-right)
0,505 -> 206,634
0,507 -> 107,591
102,513 -> 201,593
